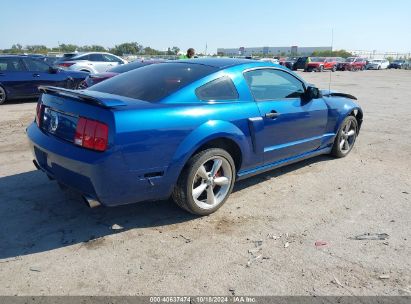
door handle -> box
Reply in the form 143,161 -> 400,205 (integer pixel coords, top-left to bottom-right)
265,111 -> 279,119
33,73 -> 40,77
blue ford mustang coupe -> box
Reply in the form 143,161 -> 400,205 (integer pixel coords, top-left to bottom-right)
0,55 -> 88,104
27,58 -> 363,215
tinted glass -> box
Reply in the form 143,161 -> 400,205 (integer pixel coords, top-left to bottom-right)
0,57 -> 26,72
108,61 -> 148,73
72,55 -> 89,61
89,54 -> 104,62
244,69 -> 305,100
195,76 -> 239,101
22,58 -> 50,72
311,57 -> 325,62
89,63 -> 218,102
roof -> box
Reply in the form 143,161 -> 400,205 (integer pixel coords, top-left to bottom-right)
175,58 -> 260,68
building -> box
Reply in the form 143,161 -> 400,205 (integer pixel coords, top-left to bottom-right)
348,50 -> 410,60
217,46 -> 331,57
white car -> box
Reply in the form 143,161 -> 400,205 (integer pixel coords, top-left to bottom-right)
259,57 -> 280,64
56,52 -> 128,74
366,59 -> 389,70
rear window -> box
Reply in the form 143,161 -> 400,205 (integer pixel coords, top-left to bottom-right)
89,63 -> 218,102
108,61 -> 147,73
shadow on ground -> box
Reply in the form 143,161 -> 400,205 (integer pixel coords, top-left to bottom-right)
0,155 -> 331,259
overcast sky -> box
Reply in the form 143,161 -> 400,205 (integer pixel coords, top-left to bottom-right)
1,0 -> 410,53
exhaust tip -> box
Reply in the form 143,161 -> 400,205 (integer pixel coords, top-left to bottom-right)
33,160 -> 41,170
83,195 -> 101,208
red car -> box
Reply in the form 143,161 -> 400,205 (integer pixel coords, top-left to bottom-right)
306,57 -> 343,72
337,57 -> 367,71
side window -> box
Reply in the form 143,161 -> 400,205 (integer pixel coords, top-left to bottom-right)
73,55 -> 89,61
89,54 -> 105,62
244,69 -> 305,100
22,58 -> 50,72
103,54 -> 121,62
195,76 -> 239,101
0,58 -> 26,72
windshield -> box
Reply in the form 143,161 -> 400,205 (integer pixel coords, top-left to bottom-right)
345,58 -> 355,62
89,62 -> 218,102
310,57 -> 325,62
393,60 -> 404,63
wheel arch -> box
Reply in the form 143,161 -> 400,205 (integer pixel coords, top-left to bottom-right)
166,120 -> 250,190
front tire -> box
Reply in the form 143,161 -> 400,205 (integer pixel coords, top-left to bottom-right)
172,148 -> 236,215
331,116 -> 358,158
0,86 -> 7,105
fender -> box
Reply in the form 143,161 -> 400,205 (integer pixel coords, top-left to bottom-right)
165,120 -> 252,187
323,95 -> 363,134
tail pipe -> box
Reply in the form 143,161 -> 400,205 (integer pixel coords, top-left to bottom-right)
83,195 -> 101,208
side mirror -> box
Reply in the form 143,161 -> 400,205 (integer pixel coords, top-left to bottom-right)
303,86 -> 321,101
49,66 -> 58,74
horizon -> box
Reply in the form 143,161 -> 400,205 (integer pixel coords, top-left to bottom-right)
1,0 -> 410,54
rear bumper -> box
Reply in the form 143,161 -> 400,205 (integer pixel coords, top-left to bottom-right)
27,122 -> 170,206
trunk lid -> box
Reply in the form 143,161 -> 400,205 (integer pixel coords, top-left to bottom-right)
37,86 -> 156,145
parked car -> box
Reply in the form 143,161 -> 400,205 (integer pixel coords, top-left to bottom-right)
278,57 -> 308,70
0,55 -> 88,104
27,58 -> 363,215
306,57 -> 343,72
259,58 -> 280,64
280,57 -> 298,70
27,54 -> 61,67
56,52 -> 128,74
337,57 -> 367,71
404,61 -> 411,70
366,59 -> 389,70
292,57 -> 309,71
77,59 -> 165,89
388,60 -> 407,69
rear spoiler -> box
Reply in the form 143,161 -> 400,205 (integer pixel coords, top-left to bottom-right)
320,90 -> 357,100
38,86 -> 127,108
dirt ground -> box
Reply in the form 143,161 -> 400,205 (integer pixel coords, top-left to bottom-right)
0,69 -> 410,296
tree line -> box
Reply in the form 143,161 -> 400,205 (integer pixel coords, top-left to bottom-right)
0,43 -> 181,56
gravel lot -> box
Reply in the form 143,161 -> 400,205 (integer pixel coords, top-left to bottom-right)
0,69 -> 410,296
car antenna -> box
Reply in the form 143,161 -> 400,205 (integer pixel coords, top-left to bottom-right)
328,28 -> 334,92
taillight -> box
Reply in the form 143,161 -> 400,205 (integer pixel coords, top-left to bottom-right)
58,62 -> 75,68
36,102 -> 43,127
74,117 -> 108,152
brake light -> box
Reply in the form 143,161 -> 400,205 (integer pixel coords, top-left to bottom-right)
36,102 -> 43,127
74,117 -> 108,152
58,62 -> 75,68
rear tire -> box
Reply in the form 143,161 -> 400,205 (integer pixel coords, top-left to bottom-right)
319,65 -> 324,72
0,86 -> 7,105
331,116 -> 358,158
172,148 -> 236,215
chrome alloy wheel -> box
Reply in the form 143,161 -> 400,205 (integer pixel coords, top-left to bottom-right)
339,119 -> 356,153
191,156 -> 233,210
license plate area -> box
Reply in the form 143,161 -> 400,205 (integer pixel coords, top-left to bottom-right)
41,107 -> 78,143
